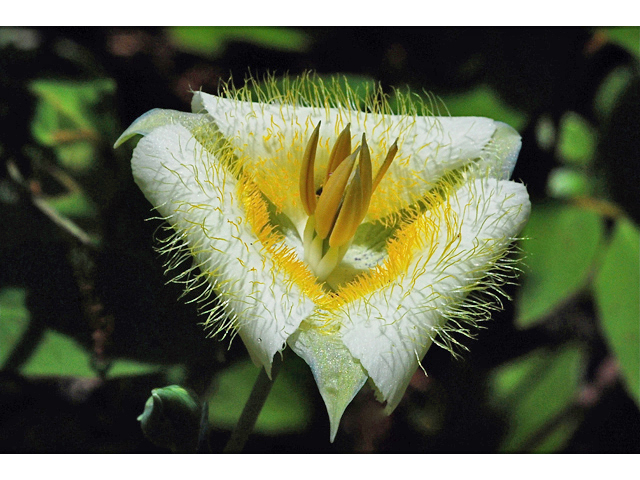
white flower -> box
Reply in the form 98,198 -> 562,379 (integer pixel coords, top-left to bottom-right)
115,75 -> 530,441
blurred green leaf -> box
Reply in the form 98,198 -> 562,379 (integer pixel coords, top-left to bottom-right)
1,288 -> 161,377
593,217 -> 640,406
532,413 -> 581,453
547,167 -> 593,199
169,27 -> 310,58
20,329 -> 96,376
30,78 -> 116,172
490,344 -> 585,452
53,141 -> 96,172
31,78 -> 116,133
208,360 -> 310,434
603,27 -> 640,60
45,190 -> 98,219
108,359 -> 165,377
516,202 -> 604,327
20,329 -> 163,377
535,115 -> 556,152
557,112 -> 596,166
438,84 -> 527,132
594,66 -> 634,120
0,288 -> 31,368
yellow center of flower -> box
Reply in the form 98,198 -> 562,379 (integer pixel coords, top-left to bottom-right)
299,122 -> 398,281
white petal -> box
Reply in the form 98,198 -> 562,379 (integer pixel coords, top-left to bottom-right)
131,123 -> 316,376
340,178 -> 530,411
400,115 -> 497,179
193,93 -> 504,223
193,93 -> 498,173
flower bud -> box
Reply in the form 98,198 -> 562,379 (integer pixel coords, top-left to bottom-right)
138,385 -> 205,453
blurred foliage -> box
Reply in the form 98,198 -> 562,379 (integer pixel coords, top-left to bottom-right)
0,288 -> 30,367
30,79 -> 117,173
490,344 -> 585,452
516,202 -> 605,327
1,26 -> 639,453
594,217 -> 640,405
168,26 -> 310,57
1,287 -> 164,377
604,27 -> 640,60
208,359 -> 311,434
440,84 -> 527,131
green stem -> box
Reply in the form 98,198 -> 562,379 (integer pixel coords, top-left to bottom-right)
223,358 -> 282,453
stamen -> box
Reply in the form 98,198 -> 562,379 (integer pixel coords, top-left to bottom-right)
314,148 -> 359,239
298,125 -> 401,284
329,134 -> 372,247
325,123 -> 351,182
359,134 -> 373,207
299,122 -> 321,216
372,138 -> 399,193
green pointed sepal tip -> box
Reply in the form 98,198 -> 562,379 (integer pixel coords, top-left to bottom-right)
113,108 -> 204,148
288,327 -> 368,442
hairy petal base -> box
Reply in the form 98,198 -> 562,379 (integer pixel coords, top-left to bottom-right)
129,120 -> 315,376
340,178 -> 530,411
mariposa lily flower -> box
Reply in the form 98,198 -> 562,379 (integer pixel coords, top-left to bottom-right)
115,75 -> 530,441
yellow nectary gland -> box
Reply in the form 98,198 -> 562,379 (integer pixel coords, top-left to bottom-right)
299,123 -> 398,282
